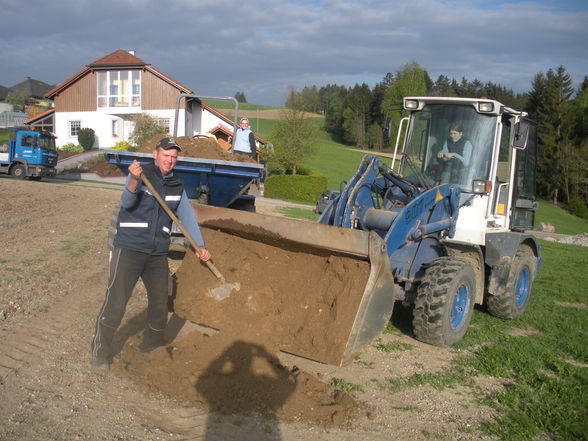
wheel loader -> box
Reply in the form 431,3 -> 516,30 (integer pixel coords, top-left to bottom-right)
175,96 -> 541,366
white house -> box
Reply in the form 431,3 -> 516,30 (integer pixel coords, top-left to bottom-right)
25,49 -> 258,151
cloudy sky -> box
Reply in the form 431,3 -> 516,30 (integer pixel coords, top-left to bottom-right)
1,0 -> 586,106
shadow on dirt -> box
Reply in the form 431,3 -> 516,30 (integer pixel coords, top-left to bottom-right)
196,340 -> 294,441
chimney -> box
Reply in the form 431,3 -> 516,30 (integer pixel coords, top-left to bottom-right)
128,50 -> 135,56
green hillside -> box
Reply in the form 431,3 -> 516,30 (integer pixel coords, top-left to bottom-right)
204,100 -> 275,111
536,200 -> 588,235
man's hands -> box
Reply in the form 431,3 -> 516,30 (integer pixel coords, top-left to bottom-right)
128,160 -> 143,180
196,248 -> 211,262
126,160 -> 143,192
437,152 -> 455,160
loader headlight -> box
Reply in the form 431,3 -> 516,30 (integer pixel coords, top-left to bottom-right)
472,180 -> 492,194
404,99 -> 419,110
478,101 -> 494,113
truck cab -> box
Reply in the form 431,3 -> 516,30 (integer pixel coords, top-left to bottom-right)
0,129 -> 58,179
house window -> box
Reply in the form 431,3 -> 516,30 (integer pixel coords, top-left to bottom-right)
157,118 -> 171,134
112,119 -> 120,137
69,120 -> 81,137
97,70 -> 141,109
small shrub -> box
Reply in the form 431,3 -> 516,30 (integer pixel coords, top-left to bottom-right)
77,128 -> 95,150
111,141 -> 131,151
129,113 -> 165,149
60,143 -> 84,153
568,196 -> 588,219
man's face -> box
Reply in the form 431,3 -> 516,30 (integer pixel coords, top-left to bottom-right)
240,120 -> 249,129
153,148 -> 178,175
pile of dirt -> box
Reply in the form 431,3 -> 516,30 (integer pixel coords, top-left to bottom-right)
116,330 -> 358,427
117,227 -> 371,426
138,133 -> 256,163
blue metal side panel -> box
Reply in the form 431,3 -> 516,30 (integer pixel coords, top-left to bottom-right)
103,151 -> 264,207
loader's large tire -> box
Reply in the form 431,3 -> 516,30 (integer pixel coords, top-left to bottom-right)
486,246 -> 535,319
413,257 -> 476,346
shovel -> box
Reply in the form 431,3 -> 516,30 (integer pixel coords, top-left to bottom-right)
140,172 -> 240,301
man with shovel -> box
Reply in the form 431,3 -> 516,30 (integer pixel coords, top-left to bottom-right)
91,137 -> 211,370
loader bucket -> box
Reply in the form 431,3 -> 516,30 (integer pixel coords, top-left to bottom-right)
172,204 -> 397,366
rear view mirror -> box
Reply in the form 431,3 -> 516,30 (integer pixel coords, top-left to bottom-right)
513,120 -> 530,149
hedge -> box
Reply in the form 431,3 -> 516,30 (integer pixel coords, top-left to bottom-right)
264,173 -> 327,203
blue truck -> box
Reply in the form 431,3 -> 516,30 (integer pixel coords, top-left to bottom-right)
0,129 -> 58,179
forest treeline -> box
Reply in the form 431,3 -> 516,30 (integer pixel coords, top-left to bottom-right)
284,62 -> 588,217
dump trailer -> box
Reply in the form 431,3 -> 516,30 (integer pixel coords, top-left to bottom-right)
0,129 -> 57,179
172,96 -> 541,366
103,150 -> 264,209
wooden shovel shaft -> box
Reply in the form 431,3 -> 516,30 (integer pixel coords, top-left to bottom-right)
140,172 -> 225,282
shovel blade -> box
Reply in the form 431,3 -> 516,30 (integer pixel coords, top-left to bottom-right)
209,282 -> 241,301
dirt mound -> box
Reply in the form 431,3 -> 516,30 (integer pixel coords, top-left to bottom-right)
117,227 -> 370,426
138,134 -> 256,163
116,330 -> 358,427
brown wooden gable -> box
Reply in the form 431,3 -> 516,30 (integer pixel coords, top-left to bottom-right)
46,50 -> 193,112
52,71 -> 97,112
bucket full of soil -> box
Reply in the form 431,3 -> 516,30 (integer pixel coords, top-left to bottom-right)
172,204 -> 397,366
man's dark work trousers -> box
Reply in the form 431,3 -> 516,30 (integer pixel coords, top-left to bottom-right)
91,247 -> 169,360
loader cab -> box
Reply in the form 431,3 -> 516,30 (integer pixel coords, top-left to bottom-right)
396,97 -> 538,243
399,101 -> 495,193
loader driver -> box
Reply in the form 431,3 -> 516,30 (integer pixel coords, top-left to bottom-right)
437,123 -> 473,183
90,137 -> 211,370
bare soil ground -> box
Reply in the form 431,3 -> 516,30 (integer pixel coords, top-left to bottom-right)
0,176 -> 502,441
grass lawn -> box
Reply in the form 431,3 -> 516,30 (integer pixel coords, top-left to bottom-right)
302,118 -> 394,190
381,240 -> 588,441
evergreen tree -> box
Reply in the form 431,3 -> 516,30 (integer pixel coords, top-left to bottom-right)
342,83 -> 372,147
321,84 -> 348,139
430,75 -> 455,96
528,66 -> 574,203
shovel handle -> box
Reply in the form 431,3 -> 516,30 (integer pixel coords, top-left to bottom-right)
140,172 -> 225,282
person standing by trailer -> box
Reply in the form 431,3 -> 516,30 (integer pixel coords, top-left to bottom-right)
90,137 -> 211,370
230,117 -> 257,159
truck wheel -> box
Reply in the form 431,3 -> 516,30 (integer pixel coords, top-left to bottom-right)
10,164 -> 26,179
413,257 -> 476,346
486,246 -> 535,319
